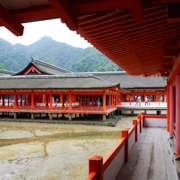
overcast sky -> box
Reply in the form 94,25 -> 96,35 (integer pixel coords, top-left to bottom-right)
0,19 -> 92,49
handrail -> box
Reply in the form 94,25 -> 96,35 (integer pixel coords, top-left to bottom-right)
128,125 -> 136,137
86,172 -> 97,180
86,112 -> 144,180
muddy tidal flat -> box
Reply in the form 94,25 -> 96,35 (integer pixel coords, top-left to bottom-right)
0,116 -> 134,180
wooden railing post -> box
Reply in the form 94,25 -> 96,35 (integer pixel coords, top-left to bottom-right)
121,129 -> 128,163
89,156 -> 103,180
137,114 -> 141,132
133,119 -> 138,141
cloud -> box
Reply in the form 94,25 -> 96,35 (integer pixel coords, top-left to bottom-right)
0,19 -> 92,48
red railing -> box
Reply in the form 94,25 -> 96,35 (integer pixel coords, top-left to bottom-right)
86,112 -> 144,180
86,172 -> 97,180
0,105 -> 116,113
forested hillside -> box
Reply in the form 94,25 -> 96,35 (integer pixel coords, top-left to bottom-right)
0,36 -> 123,72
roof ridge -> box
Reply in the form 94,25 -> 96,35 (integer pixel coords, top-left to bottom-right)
74,71 -> 128,75
0,69 -> 14,74
33,58 -> 72,73
0,74 -> 104,79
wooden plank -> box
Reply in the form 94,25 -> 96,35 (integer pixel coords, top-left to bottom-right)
116,128 -> 177,180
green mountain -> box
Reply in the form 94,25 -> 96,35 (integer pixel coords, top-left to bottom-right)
0,36 -> 123,72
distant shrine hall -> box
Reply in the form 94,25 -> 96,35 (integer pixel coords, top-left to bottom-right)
0,58 -> 166,120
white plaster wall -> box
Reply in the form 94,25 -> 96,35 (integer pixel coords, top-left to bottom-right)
144,118 -> 167,127
121,110 -> 132,114
103,146 -> 125,180
128,131 -> 135,154
161,110 -> 167,115
134,110 -> 143,114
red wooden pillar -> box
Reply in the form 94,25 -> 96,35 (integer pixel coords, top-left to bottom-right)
50,93 -> 52,110
176,74 -> 180,156
21,95 -> 22,106
14,93 -> 17,109
2,95 -> 4,106
79,95 -> 81,106
69,92 -> 72,110
103,91 -> 106,111
155,94 -> 158,102
132,94 -> 134,102
31,93 -> 34,110
116,95 -> 117,105
60,94 -> 63,108
162,94 -> 164,102
167,83 -> 170,132
7,95 -> 9,107
109,94 -> 111,108
112,95 -> 114,106
170,81 -> 175,137
24,94 -> 27,105
144,94 -> 145,102
88,95 -> 90,106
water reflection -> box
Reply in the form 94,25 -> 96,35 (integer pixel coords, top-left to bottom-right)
0,116 -> 134,180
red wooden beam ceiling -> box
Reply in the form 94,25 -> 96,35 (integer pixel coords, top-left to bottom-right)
0,4 -> 24,36
73,0 -> 180,15
163,47 -> 177,57
130,0 -> 144,23
48,0 -> 78,31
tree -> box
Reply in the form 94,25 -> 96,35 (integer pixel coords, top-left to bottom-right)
0,64 -> 5,70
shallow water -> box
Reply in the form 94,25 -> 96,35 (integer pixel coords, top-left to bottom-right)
0,116 -> 134,180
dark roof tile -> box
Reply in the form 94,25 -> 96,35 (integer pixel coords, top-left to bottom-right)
0,74 -> 120,89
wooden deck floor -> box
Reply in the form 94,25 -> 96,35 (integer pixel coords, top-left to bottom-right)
116,128 -> 177,180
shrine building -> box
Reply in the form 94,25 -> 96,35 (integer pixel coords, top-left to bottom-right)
0,58 -> 166,121
0,58 -> 124,121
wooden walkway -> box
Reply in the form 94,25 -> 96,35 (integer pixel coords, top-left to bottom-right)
116,128 -> 177,180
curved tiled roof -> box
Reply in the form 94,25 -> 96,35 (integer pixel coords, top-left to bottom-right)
0,74 -> 120,90
14,58 -> 72,75
77,71 -> 166,89
0,69 -> 14,76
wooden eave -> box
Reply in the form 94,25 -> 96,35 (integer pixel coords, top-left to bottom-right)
1,0 -> 180,76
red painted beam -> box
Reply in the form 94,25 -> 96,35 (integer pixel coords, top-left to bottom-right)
73,0 -> 131,15
130,0 -> 144,23
0,4 -> 24,36
48,0 -> 78,31
13,5 -> 59,23
163,47 -> 177,57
